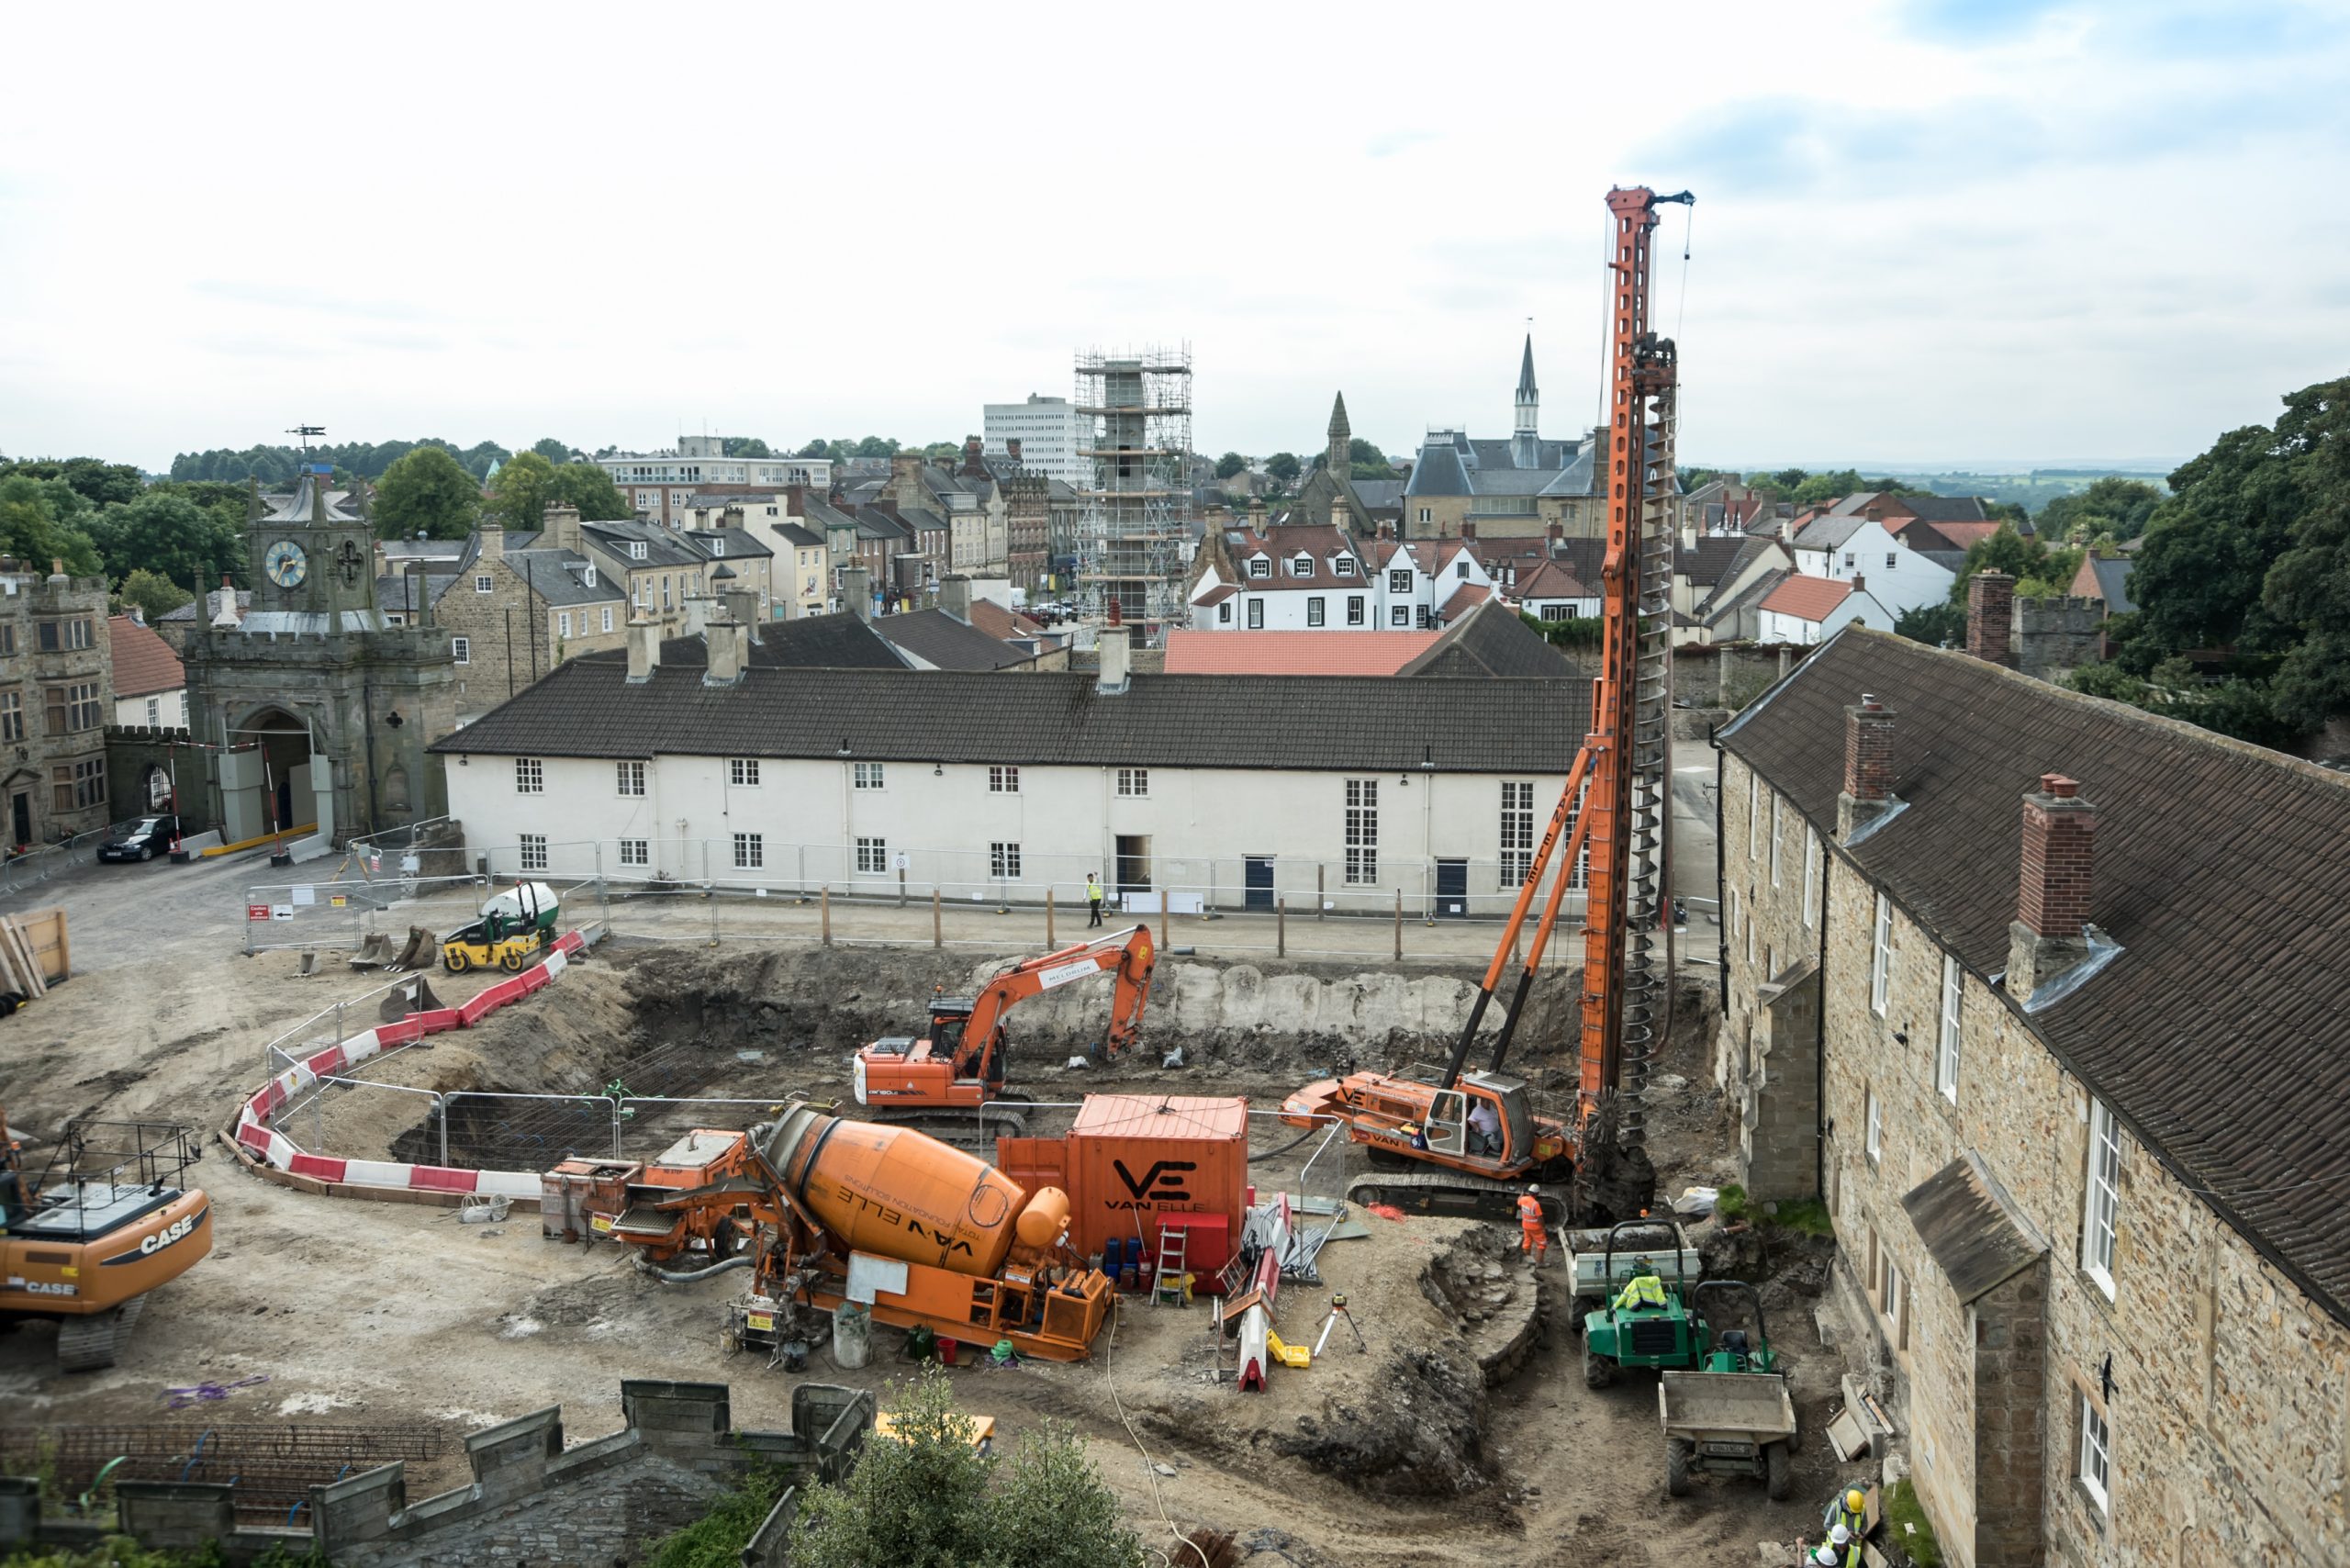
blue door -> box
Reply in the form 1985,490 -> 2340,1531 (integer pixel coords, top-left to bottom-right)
1436,859 -> 1469,919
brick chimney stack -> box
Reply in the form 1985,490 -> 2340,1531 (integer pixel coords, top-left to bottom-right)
1836,693 -> 1897,840
2008,772 -> 2098,1002
1968,571 -> 2015,665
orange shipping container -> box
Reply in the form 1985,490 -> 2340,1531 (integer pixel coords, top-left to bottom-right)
1000,1094 -> 1248,1271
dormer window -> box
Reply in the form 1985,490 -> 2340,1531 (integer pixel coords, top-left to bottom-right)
583,565 -> 597,587
1292,554 -> 1312,577
709,539 -> 725,557
1248,556 -> 1270,579
629,542 -> 648,561
1335,556 -> 1355,576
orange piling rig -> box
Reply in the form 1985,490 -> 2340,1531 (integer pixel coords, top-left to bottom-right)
1279,185 -> 1688,1226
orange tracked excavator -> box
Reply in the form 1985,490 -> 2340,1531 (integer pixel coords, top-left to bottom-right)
1,1105 -> 212,1372
1283,185 -> 1689,1225
853,924 -> 1156,1137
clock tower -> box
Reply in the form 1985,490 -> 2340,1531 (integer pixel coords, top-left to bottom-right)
249,466 -> 379,621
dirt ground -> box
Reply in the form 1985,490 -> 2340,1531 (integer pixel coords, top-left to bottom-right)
2,855 -> 1855,1567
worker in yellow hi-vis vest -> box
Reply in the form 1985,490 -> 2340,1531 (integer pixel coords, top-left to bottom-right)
1614,1260 -> 1669,1311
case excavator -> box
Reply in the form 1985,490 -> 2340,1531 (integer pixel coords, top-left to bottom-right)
1,1105 -> 212,1372
1282,185 -> 1688,1226
854,924 -> 1155,1141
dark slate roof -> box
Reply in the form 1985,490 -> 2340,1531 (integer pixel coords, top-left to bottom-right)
1899,495 -> 1990,523
687,528 -> 772,560
376,574 -> 455,614
1675,536 -> 1747,589
1351,480 -> 1406,510
583,520 -> 707,569
2090,556 -> 2136,614
1902,1152 -> 2048,1305
855,507 -> 912,543
1720,626 -> 2350,1326
876,608 -> 1035,671
777,522 -> 824,549
804,498 -> 859,532
506,550 -> 626,607
1396,599 -> 1574,679
1517,333 -> 1538,398
583,611 -> 905,672
433,662 -> 1589,775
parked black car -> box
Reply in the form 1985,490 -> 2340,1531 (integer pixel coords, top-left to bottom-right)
97,814 -> 180,863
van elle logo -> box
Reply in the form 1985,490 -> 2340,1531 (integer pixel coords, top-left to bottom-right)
1111,1159 -> 1194,1204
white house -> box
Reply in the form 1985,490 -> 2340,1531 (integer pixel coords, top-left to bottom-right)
1755,573 -> 1892,644
108,613 -> 186,729
1190,523 -> 1377,631
432,623 -> 1582,919
1788,513 -> 1958,620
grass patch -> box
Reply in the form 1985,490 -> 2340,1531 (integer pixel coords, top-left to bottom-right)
1768,1199 -> 1835,1238
1714,1182 -> 1750,1223
1882,1478 -> 1943,1568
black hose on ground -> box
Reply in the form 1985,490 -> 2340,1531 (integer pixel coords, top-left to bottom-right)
635,1253 -> 753,1284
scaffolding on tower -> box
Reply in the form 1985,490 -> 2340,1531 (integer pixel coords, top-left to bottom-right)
1072,344 -> 1192,644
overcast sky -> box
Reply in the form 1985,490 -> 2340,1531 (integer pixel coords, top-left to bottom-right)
3,0 -> 2344,476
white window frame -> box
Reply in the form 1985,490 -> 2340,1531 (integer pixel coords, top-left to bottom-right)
990,841 -> 1021,879
732,832 -> 763,870
1344,778 -> 1379,885
1248,600 -> 1265,629
451,635 -> 470,665
1498,780 -> 1535,887
1306,596 -> 1325,627
1769,794 -> 1782,888
1802,825 -> 1819,928
515,757 -> 543,794
1937,955 -> 1963,1103
601,606 -> 614,633
1388,568 -> 1412,594
1117,767 -> 1148,798
518,834 -> 547,871
2083,1097 -> 2121,1297
1347,596 -> 1364,625
989,765 -> 1020,794
853,761 -> 884,790
1870,892 -> 1892,1015
1748,770 -> 1760,859
855,835 -> 888,874
1335,556 -> 1355,576
558,610 -> 572,638
617,761 -> 644,797
618,838 -> 649,868
1292,554 -> 1312,577
475,574 -> 494,594
1248,556 -> 1270,579
1865,1087 -> 1882,1163
2078,1392 -> 2110,1514
1389,605 -> 1407,627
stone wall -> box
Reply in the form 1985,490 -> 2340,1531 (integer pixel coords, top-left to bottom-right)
1721,747 -> 2350,1567
0,1380 -> 875,1567
2016,595 -> 2104,682
0,567 -> 117,843
1673,640 -> 1816,711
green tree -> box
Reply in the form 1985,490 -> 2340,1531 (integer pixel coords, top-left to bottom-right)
544,463 -> 633,521
1944,523 -> 2080,605
854,436 -> 900,458
1264,451 -> 1301,485
723,437 -> 773,458
2258,375 -> 2350,730
1214,452 -> 1248,481
798,439 -> 831,459
118,566 -> 195,622
374,446 -> 482,541
0,476 -> 105,577
81,491 -> 236,590
2035,476 -> 2162,543
1771,467 -> 1810,492
484,450 -> 556,530
1348,437 -> 1395,480
530,437 -> 575,464
1894,600 -> 1965,647
459,441 -> 512,481
792,1370 -> 1146,1568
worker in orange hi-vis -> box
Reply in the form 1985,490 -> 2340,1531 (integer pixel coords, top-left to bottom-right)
1516,1186 -> 1548,1263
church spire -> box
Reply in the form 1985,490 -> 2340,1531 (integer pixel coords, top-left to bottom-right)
1514,334 -> 1539,436
1326,391 -> 1350,476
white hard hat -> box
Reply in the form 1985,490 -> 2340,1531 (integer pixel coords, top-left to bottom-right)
1527,1184 -> 1540,1194
1813,1549 -> 1839,1566
1830,1524 -> 1852,1545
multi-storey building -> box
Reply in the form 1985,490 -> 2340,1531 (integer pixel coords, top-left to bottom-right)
982,394 -> 1089,489
598,435 -> 833,528
0,559 -> 113,846
1716,621 -> 2350,1568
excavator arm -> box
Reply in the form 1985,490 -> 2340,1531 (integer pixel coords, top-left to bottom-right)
947,924 -> 1158,1083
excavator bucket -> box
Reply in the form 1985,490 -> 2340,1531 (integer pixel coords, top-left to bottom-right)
388,925 -> 436,971
351,931 -> 392,968
377,974 -> 444,1023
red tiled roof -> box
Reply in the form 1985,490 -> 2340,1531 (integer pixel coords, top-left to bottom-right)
109,614 -> 185,698
1448,583 -> 1493,608
1510,561 -> 1594,601
1757,574 -> 1854,622
1162,630 -> 1439,677
965,599 -> 1045,641
1231,524 -> 1371,589
1922,520 -> 2004,551
1193,583 -> 1237,606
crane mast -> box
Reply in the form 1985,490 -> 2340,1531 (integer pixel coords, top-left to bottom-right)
1579,185 -> 1690,1172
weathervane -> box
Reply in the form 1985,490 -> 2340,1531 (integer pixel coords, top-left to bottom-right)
286,424 -> 325,454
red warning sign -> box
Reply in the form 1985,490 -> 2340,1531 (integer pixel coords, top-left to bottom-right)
247,904 -> 271,922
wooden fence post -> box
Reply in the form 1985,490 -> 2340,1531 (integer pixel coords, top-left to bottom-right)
1046,887 -> 1056,947
1277,897 -> 1286,959
1393,889 -> 1403,961
933,889 -> 943,949
1316,865 -> 1326,920
821,886 -> 832,947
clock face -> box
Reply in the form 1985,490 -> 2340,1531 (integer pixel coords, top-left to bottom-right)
265,539 -> 308,588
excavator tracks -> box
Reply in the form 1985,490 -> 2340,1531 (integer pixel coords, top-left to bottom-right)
55,1295 -> 145,1373
864,1105 -> 1029,1150
1346,1170 -> 1571,1226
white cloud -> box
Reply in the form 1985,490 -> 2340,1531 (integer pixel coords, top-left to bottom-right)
0,0 -> 2343,472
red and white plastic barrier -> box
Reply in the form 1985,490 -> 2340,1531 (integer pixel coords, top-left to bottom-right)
232,927 -> 595,1201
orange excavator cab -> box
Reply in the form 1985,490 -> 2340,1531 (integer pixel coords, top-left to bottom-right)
854,924 -> 1156,1138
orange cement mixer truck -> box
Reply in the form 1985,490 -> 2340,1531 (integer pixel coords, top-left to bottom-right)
599,1103 -> 1117,1362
